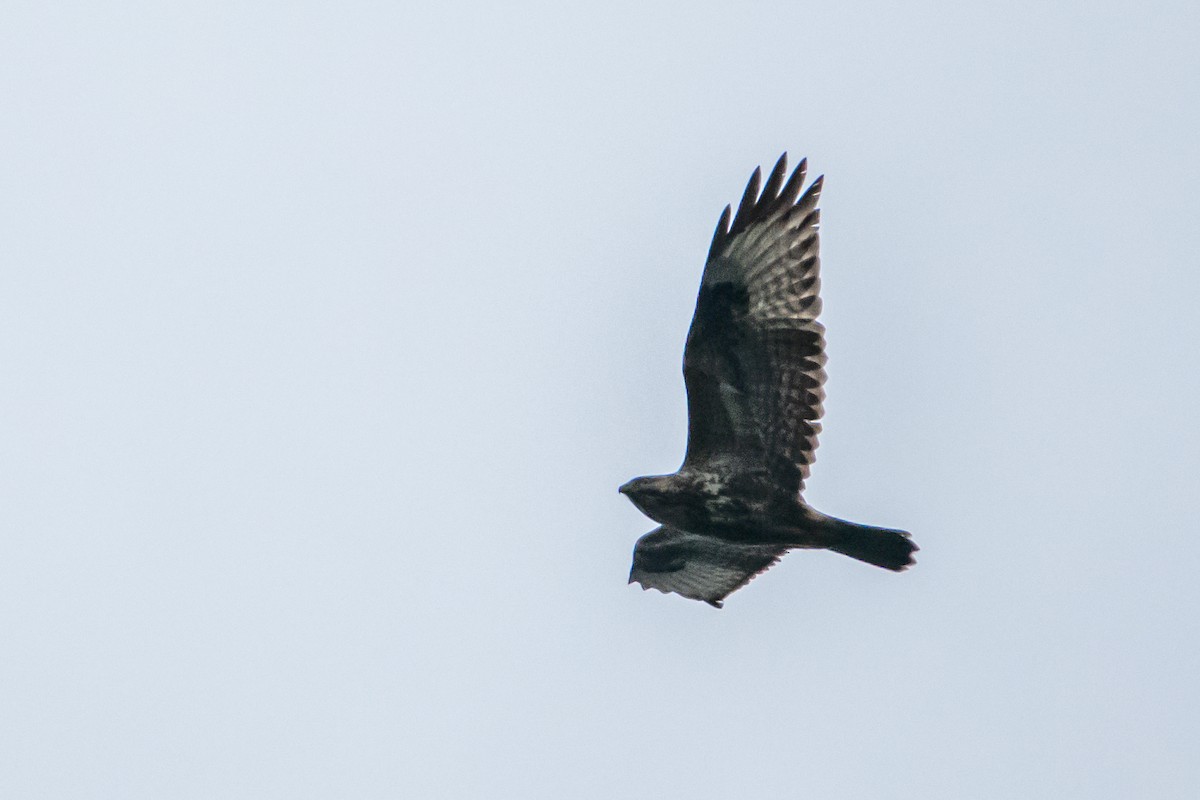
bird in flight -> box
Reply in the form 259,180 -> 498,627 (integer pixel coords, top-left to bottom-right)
621,154 -> 917,608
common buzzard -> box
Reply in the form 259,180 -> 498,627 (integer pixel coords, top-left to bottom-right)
621,154 -> 917,608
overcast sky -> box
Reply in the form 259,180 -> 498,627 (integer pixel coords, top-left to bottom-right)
3,2 -> 1199,798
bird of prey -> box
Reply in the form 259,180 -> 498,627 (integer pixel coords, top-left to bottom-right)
621,154 -> 917,608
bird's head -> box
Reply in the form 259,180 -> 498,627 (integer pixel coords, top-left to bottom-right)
619,475 -> 673,518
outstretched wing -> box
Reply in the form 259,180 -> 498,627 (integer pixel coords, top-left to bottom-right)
682,153 -> 826,498
628,526 -> 789,608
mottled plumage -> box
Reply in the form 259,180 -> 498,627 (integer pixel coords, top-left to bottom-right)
621,154 -> 916,608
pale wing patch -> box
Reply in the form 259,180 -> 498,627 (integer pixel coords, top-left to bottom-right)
629,527 -> 788,608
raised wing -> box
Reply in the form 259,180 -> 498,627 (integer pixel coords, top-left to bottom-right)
682,153 -> 826,497
628,526 -> 788,608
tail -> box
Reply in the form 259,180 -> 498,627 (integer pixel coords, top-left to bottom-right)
824,519 -> 918,571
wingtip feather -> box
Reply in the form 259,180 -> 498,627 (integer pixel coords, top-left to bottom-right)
759,153 -> 788,209
730,166 -> 762,231
707,204 -> 733,259
775,157 -> 809,210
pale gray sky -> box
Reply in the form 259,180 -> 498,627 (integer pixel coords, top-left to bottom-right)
2,1 -> 1199,798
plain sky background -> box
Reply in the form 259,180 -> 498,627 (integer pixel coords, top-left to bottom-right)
2,1 -> 1199,797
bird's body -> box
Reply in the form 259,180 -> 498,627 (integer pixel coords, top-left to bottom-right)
622,154 -> 916,607
621,467 -> 824,539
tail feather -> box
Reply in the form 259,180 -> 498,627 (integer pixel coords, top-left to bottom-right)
826,522 -> 917,571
